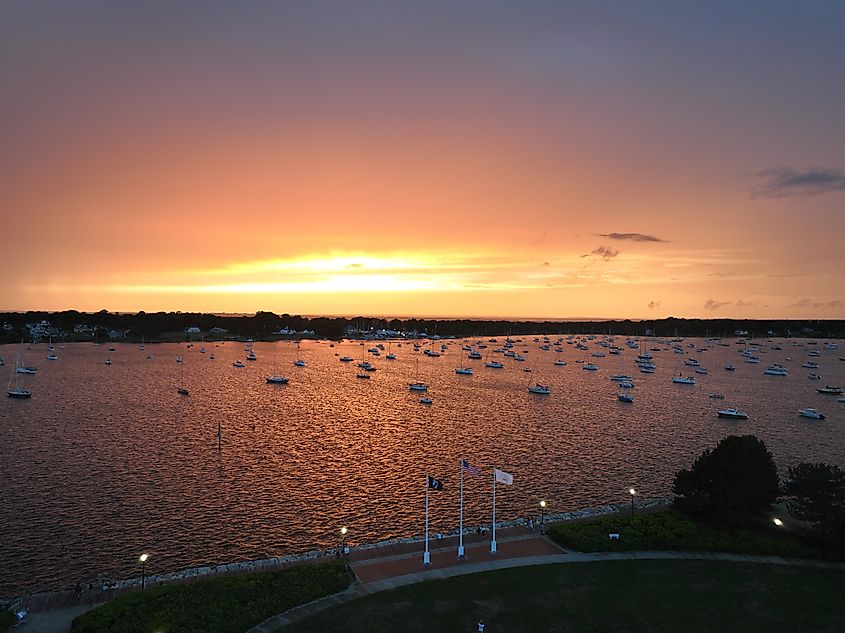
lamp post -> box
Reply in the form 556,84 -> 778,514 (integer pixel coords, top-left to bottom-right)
539,500 -> 546,534
139,553 -> 149,589
629,488 -> 636,517
340,526 -> 348,555
773,518 -> 783,527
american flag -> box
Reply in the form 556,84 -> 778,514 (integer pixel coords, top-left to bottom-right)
461,459 -> 479,476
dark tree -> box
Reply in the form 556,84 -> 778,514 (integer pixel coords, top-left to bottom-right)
673,435 -> 780,526
782,462 -> 845,537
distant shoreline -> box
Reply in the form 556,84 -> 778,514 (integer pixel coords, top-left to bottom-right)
1,310 -> 843,344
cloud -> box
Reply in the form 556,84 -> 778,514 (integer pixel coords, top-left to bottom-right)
582,246 -> 619,260
734,299 -> 767,309
787,298 -> 843,309
599,232 -> 667,243
752,167 -> 845,198
648,300 -> 661,309
703,299 -> 730,310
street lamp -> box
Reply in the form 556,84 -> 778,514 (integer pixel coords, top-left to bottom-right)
340,526 -> 348,554
539,500 -> 547,534
629,488 -> 636,517
139,553 -> 149,589
773,518 -> 783,527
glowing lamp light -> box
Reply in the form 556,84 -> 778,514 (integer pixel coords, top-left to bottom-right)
773,518 -> 784,527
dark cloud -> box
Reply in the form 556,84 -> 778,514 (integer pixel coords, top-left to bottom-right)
787,298 -> 843,309
703,299 -> 730,310
582,246 -> 619,260
648,300 -> 661,309
752,167 -> 845,198
599,232 -> 667,243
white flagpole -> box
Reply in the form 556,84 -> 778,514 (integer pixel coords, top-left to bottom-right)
458,458 -> 465,558
424,473 -> 431,565
491,468 -> 497,553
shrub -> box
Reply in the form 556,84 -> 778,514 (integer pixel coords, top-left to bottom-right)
546,510 -> 822,559
70,559 -> 350,633
673,435 -> 779,526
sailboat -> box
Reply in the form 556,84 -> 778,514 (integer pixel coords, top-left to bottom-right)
293,340 -> 306,367
409,358 -> 428,391
8,343 -> 32,398
266,348 -> 289,384
47,336 -> 58,360
455,348 -> 473,375
385,342 -> 397,360
176,356 -> 189,395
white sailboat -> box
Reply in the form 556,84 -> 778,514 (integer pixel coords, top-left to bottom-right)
176,357 -> 189,395
7,343 -> 32,398
455,348 -> 473,375
409,358 -> 428,391
266,348 -> 289,384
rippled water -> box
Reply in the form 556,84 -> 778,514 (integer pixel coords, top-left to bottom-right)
1,336 -> 843,597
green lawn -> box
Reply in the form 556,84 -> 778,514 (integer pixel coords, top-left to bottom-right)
0,610 -> 15,632
70,559 -> 350,633
547,509 -> 827,559
282,560 -> 845,633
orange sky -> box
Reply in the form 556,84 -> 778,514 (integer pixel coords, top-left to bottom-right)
2,2 -> 844,319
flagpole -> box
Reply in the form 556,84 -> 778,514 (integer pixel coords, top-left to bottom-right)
491,468 -> 497,553
458,458 -> 465,559
424,473 -> 431,565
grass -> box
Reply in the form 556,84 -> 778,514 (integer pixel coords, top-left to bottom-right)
282,560 -> 845,633
546,509 -> 826,558
0,610 -> 14,632
70,559 -> 350,633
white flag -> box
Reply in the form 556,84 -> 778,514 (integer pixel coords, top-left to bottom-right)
494,468 -> 513,485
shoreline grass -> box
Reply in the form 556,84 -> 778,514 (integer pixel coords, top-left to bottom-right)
70,559 -> 350,633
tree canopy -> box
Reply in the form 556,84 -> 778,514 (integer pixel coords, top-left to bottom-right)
673,435 -> 780,527
782,462 -> 845,537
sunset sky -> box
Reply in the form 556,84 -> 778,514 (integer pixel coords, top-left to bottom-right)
2,1 -> 844,319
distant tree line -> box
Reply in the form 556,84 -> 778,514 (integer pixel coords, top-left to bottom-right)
1,310 -> 843,343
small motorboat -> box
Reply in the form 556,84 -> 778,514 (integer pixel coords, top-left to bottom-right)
233,360 -> 245,368
618,381 -> 634,389
528,383 -> 551,395
339,356 -> 353,362
724,364 -> 736,370
419,397 -> 433,404
708,392 -> 725,399
266,376 -> 289,384
485,361 -> 504,369
47,354 -> 58,361
176,387 -> 189,396
104,359 -> 112,365
717,408 -> 748,419
808,373 -> 821,380
617,393 -> 634,403
246,351 -> 257,361
409,382 -> 428,391
554,359 -> 567,366
816,385 -> 842,395
455,367 -> 473,375
294,360 -> 306,367
582,364 -> 599,371
798,408 -> 825,420
355,373 -> 370,380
